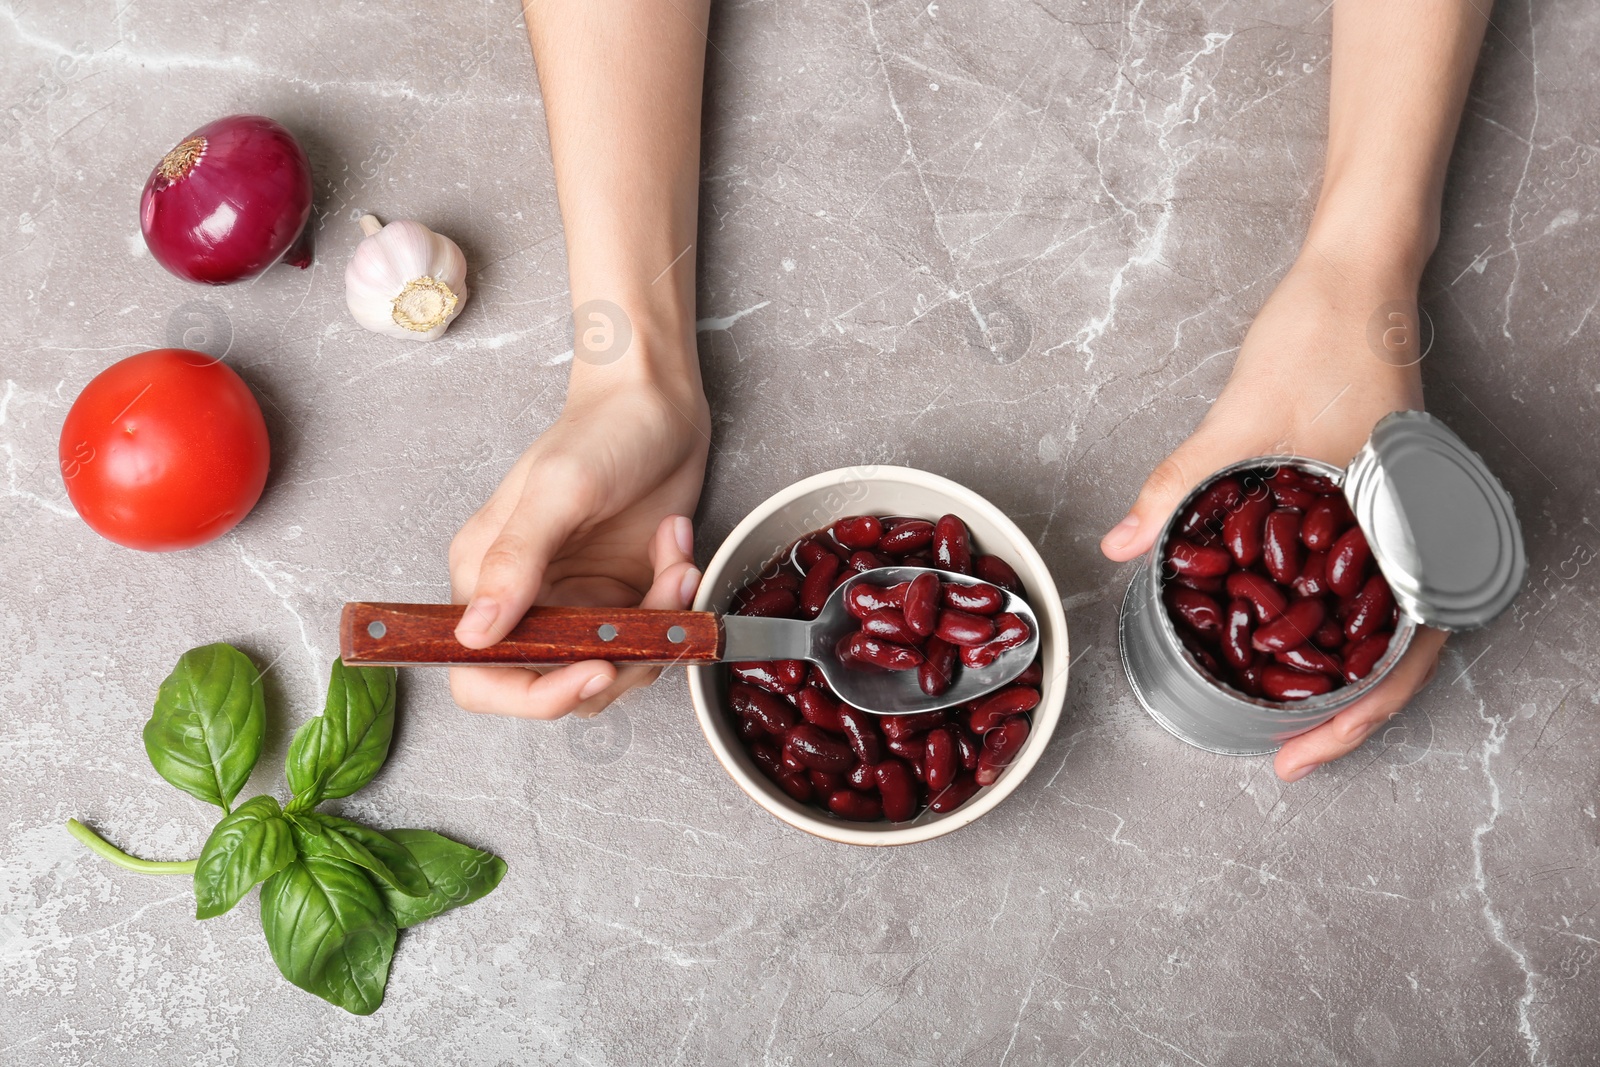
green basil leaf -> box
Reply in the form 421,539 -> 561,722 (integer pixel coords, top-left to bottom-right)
287,813 -> 429,898
285,659 -> 396,807
193,795 -> 296,919
375,829 -> 507,929
259,855 -> 396,1015
143,643 -> 265,809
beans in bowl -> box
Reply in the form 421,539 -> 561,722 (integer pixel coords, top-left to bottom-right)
725,514 -> 1041,823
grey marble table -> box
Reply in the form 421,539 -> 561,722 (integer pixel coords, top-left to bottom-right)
3,1 -> 1597,1064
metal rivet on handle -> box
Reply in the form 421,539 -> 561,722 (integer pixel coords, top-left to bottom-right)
367,620 -> 386,639
597,624 -> 618,642
667,625 -> 687,644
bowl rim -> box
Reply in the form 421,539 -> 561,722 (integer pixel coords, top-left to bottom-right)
687,464 -> 1069,846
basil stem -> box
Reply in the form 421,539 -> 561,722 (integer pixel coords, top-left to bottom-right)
66,819 -> 198,876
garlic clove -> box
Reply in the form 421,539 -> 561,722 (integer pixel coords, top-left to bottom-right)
345,214 -> 470,341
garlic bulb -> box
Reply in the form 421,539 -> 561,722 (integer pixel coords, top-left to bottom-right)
344,214 -> 469,341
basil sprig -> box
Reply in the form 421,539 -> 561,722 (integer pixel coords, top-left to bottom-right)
69,644 -> 506,1015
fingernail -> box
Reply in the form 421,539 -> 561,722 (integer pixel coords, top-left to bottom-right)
678,566 -> 702,607
457,597 -> 499,638
673,515 -> 694,558
1103,513 -> 1140,550
578,672 -> 611,701
1281,762 -> 1320,783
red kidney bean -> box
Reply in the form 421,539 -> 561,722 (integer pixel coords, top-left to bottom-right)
739,586 -> 799,619
875,760 -> 918,821
933,514 -> 973,574
847,761 -> 877,791
1302,472 -> 1337,493
1262,510 -> 1304,585
1342,632 -> 1392,683
837,705 -> 885,764
1165,539 -> 1232,579
838,632 -> 923,671
1313,618 -> 1346,650
730,661 -> 807,695
1261,664 -> 1335,701
1178,628 -> 1223,676
918,637 -> 958,697
847,550 -> 886,574
784,725 -> 855,773
968,685 -> 1040,732
775,773 -> 813,803
1251,597 -> 1327,653
737,715 -> 767,741
846,580 -> 907,618
799,553 -> 842,619
1222,598 -> 1254,670
1326,526 -> 1371,598
880,710 -> 946,739
1179,477 -> 1244,541
794,537 -> 834,572
795,687 -> 844,732
808,769 -> 845,793
781,747 -> 806,775
885,734 -> 924,761
1168,588 -> 1224,640
959,642 -> 1002,669
1222,493 -> 1274,568
1235,661 -> 1265,697
942,581 -> 1004,615
1268,468 -> 1316,510
1301,496 -> 1353,551
877,520 -> 934,555
974,554 -> 1023,593
1343,573 -> 1396,642
861,608 -> 918,644
1016,659 -> 1044,688
924,728 -> 958,791
827,789 -> 883,821
730,684 -> 799,735
1173,571 -> 1225,593
935,609 -> 996,647
902,572 -> 941,637
974,716 -> 1030,785
1275,643 -> 1343,677
1225,571 -> 1287,622
832,515 -> 884,550
929,773 -> 981,813
990,613 -> 1031,650
954,726 -> 981,770
1292,551 -> 1329,598
750,742 -> 783,778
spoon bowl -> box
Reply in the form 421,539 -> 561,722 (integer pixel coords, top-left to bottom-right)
721,566 -> 1039,714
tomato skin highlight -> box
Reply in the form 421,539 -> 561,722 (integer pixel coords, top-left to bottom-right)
59,349 -> 270,551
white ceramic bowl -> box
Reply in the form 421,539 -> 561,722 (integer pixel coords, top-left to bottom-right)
689,465 -> 1069,846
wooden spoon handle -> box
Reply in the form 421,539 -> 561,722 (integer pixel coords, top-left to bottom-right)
340,602 -> 725,667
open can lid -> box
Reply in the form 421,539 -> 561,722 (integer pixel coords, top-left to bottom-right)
1343,411 -> 1526,631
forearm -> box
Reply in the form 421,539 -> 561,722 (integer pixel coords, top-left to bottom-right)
523,0 -> 710,397
1305,0 -> 1489,280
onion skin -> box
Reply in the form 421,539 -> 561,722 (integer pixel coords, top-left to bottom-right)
140,115 -> 314,285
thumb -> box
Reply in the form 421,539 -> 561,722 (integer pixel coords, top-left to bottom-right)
1101,427 -> 1235,562
456,473 -> 588,648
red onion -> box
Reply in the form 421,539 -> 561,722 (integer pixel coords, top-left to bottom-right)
140,115 -> 314,285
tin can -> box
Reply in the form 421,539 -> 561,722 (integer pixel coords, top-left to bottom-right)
1119,412 -> 1526,756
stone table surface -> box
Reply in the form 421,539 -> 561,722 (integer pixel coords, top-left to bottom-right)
3,1 -> 1598,1064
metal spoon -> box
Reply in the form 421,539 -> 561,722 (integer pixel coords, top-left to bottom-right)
340,566 -> 1039,716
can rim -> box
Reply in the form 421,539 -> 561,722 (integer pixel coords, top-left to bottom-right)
1145,455 -> 1416,714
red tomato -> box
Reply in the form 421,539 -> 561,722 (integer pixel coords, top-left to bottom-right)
59,349 -> 270,551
